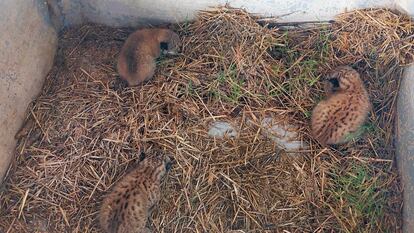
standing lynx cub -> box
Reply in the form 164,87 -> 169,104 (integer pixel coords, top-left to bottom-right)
99,155 -> 171,233
311,66 -> 371,146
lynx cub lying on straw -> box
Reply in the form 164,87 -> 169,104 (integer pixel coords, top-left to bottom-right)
99,155 -> 171,233
311,66 -> 371,146
117,28 -> 181,86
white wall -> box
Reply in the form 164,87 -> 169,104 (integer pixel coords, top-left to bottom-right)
398,0 -> 414,14
397,66 -> 414,233
0,0 -> 57,182
52,0 -> 398,27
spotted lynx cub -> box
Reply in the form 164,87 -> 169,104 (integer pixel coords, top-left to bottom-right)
99,155 -> 171,233
311,66 -> 371,146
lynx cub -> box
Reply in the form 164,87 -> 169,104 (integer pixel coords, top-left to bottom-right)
117,28 -> 181,86
99,155 -> 171,233
311,66 -> 371,146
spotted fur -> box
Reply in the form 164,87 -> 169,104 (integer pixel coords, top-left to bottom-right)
99,155 -> 171,233
311,66 -> 371,146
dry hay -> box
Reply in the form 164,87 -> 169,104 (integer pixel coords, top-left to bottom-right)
332,9 -> 414,66
1,7 -> 412,233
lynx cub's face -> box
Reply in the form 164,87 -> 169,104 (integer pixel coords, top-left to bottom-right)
325,65 -> 364,92
160,32 -> 181,56
99,155 -> 172,233
311,66 -> 371,146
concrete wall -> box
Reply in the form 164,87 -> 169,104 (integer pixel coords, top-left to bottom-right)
398,0 -> 414,14
397,66 -> 414,233
0,0 -> 57,182
49,0 -> 397,28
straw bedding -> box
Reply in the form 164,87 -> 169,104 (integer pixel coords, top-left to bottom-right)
1,7 -> 413,233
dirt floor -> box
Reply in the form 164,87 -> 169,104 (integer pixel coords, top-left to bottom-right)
1,7 -> 413,233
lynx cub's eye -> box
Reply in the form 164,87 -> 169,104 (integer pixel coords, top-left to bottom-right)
160,42 -> 169,51
328,78 -> 340,88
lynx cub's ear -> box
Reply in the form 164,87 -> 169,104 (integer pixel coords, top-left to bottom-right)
164,155 -> 173,171
311,66 -> 371,146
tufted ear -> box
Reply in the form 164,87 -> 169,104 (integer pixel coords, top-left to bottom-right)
164,155 -> 173,171
138,151 -> 146,162
165,160 -> 172,171
160,42 -> 169,51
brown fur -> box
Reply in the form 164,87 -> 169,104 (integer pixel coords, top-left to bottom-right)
311,66 -> 371,146
117,28 -> 181,86
99,156 -> 171,233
